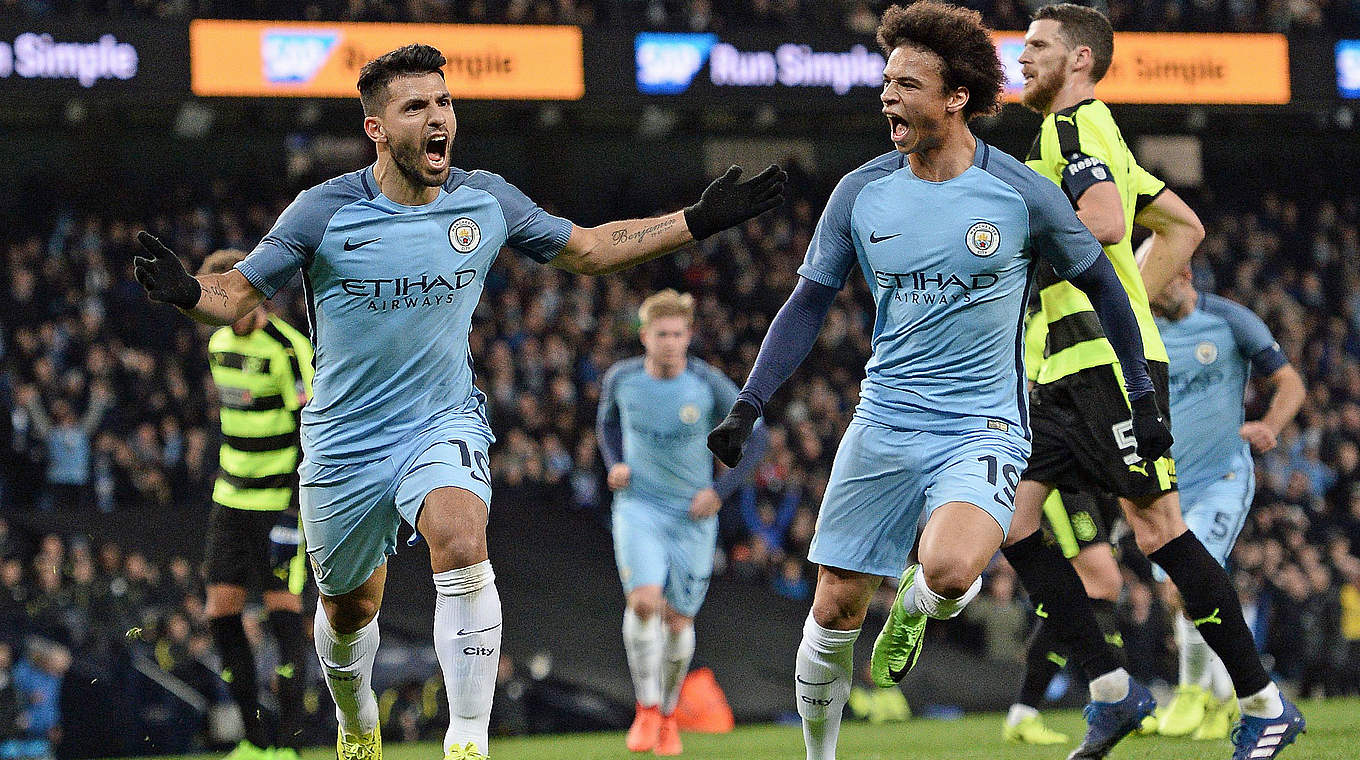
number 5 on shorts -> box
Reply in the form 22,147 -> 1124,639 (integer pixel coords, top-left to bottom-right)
1111,420 -> 1140,466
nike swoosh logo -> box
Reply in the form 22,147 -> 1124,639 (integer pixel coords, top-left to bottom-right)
796,675 -> 836,686
343,237 -> 381,251
869,232 -> 901,244
888,664 -> 909,682
455,623 -> 503,636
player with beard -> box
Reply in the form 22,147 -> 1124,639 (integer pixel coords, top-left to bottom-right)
706,4 -> 1170,759
995,6 -> 1305,759
131,44 -> 785,760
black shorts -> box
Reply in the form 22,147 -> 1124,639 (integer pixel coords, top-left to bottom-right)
1041,488 -> 1121,558
204,504 -> 305,594
1024,361 -> 1176,499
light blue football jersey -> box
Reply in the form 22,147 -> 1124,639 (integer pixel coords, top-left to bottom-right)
597,357 -> 738,512
236,164 -> 572,465
798,140 -> 1104,437
1156,292 -> 1287,493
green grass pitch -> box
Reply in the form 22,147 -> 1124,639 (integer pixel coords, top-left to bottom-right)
165,698 -> 1357,760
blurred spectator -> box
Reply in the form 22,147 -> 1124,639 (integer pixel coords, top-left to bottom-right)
10,639 -> 70,760
16,384 -> 112,511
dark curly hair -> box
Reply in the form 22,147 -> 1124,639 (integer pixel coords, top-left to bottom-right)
1034,3 -> 1114,83
876,1 -> 1004,121
357,43 -> 447,116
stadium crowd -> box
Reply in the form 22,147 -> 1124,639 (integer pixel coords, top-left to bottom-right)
12,0 -> 1360,34
3,160 -> 1360,748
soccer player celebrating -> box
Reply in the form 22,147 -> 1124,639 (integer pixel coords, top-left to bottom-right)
131,44 -> 784,760
993,5 -> 1305,758
1150,263 -> 1305,739
706,5 -> 1169,759
596,289 -> 767,756
198,249 -> 314,760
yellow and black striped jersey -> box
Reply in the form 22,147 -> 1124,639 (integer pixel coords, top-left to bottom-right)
208,314 -> 314,511
1025,98 -> 1168,384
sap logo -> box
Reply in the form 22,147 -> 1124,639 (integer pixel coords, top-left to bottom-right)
635,33 -> 717,94
262,31 -> 340,84
463,646 -> 496,656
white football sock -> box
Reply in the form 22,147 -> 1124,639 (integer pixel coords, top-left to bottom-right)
314,605 -> 380,737
433,560 -> 501,754
1206,652 -> 1234,702
795,613 -> 858,760
1239,682 -> 1284,719
660,623 -> 696,716
1088,667 -> 1132,703
900,565 -> 982,620
623,606 -> 663,708
1176,613 -> 1211,688
1006,703 -> 1040,726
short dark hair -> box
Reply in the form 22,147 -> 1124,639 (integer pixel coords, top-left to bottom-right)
876,1 -> 1004,121
1034,3 -> 1114,82
357,44 -> 446,116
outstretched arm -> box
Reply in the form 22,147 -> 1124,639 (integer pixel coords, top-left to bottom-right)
552,165 -> 785,276
134,232 -> 264,325
707,277 -> 837,466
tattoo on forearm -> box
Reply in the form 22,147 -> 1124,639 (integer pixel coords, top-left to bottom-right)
202,283 -> 228,307
610,219 -> 676,247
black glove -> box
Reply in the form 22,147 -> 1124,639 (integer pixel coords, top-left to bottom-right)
707,400 -> 760,467
134,231 -> 201,309
1131,393 -> 1174,461
683,165 -> 787,241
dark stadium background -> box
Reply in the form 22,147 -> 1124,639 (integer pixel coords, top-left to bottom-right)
1,1 -> 1359,755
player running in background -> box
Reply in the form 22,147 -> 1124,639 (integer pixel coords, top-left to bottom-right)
706,5 -> 1170,759
198,249 -> 314,760
997,6 -> 1305,759
597,289 -> 768,756
1149,263 -> 1305,739
131,44 -> 785,760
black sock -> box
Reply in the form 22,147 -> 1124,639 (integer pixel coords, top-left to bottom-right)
1019,617 -> 1063,709
1003,531 -> 1121,682
210,614 -> 268,748
267,610 -> 307,750
1090,598 -> 1128,668
1148,530 -> 1270,696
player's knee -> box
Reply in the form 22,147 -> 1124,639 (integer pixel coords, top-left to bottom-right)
663,608 -> 693,634
427,530 -> 488,569
327,597 -> 380,633
921,562 -> 979,600
810,595 -> 867,630
628,591 -> 663,620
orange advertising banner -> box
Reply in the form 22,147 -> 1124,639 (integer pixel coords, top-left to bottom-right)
190,20 -> 584,100
995,32 -> 1290,104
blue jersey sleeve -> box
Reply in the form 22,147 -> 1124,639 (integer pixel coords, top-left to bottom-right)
1023,172 -> 1104,279
236,176 -> 366,298
596,361 -> 626,468
1206,294 -> 1289,376
797,174 -> 862,290
465,171 -> 573,264
979,148 -> 1102,279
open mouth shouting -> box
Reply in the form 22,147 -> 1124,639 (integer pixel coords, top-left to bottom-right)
885,112 -> 910,145
424,132 -> 449,172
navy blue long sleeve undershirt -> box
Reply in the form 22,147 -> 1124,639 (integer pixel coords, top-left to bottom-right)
736,276 -> 839,416
1066,253 -> 1155,399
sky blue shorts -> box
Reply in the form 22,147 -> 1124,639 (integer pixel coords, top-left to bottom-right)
298,415 -> 494,597
1153,468 -> 1254,582
808,420 -> 1030,579
611,496 -> 718,618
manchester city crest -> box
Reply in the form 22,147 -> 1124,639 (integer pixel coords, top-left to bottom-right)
1195,341 -> 1218,365
966,221 -> 1000,257
449,217 -> 481,253
679,404 -> 701,424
